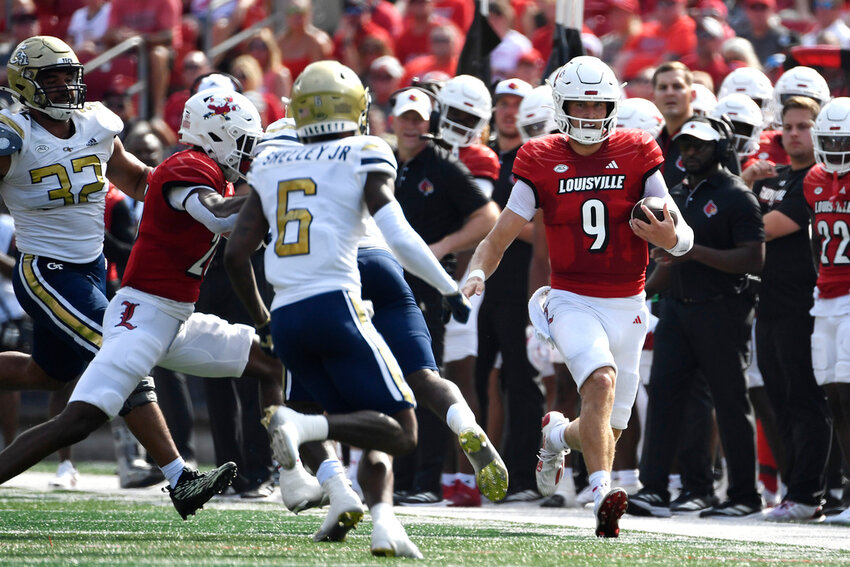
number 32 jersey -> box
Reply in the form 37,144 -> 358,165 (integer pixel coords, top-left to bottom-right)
513,129 -> 664,298
0,103 -> 121,263
248,135 -> 397,310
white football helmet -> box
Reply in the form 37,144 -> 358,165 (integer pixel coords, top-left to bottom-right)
718,67 -> 775,128
691,83 -> 718,117
617,98 -> 664,139
517,85 -> 557,142
437,75 -> 492,147
813,97 -> 850,175
548,56 -> 621,144
712,93 -> 764,158
6,36 -> 86,121
773,66 -> 831,113
179,89 -> 263,182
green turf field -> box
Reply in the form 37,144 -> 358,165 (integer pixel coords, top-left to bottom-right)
1,486 -> 848,567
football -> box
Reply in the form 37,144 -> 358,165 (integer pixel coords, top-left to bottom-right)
630,196 -> 679,225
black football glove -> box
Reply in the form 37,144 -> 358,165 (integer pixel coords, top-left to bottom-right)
442,292 -> 472,324
256,320 -> 274,357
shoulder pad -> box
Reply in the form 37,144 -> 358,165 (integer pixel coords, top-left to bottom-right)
86,102 -> 124,137
0,117 -> 23,156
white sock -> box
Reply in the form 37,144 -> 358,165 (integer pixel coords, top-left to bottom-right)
446,403 -> 477,435
441,473 -> 456,487
547,421 -> 570,452
458,473 -> 476,488
297,413 -> 329,442
617,468 -> 639,486
162,457 -> 186,488
316,458 -> 345,486
589,470 -> 611,506
668,473 -> 682,492
371,501 -> 396,525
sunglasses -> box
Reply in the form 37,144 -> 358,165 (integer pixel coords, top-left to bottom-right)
12,13 -> 38,24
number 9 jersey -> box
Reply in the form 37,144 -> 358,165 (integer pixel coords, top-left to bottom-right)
0,103 -> 122,263
512,129 -> 664,298
248,135 -> 397,310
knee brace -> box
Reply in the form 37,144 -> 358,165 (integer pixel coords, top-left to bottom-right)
118,376 -> 158,417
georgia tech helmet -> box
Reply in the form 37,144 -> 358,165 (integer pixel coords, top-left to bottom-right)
548,56 -> 621,144
711,93 -> 764,158
437,74 -> 492,148
813,97 -> 850,176
179,89 -> 263,182
289,60 -> 369,139
516,85 -> 557,143
617,97 -> 665,139
6,36 -> 86,121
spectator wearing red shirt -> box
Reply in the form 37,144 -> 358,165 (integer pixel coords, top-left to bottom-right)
401,23 -> 459,87
617,0 -> 696,82
434,0 -> 473,33
681,17 -> 732,91
163,51 -> 213,141
103,0 -> 181,119
396,0 -> 456,64
334,0 -> 396,73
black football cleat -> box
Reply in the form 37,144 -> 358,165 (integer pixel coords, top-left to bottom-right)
165,462 -> 237,520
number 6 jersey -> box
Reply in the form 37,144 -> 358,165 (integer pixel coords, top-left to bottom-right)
0,103 -> 121,263
512,129 -> 664,298
248,135 -> 397,310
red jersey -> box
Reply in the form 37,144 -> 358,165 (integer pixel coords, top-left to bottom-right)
458,144 -> 500,181
756,130 -> 789,165
513,129 -> 664,298
122,150 -> 232,303
804,164 -> 850,299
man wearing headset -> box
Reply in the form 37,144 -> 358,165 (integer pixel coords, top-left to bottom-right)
631,116 -> 766,519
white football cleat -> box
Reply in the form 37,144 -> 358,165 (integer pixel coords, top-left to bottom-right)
594,487 -> 628,538
279,461 -> 328,514
48,460 -> 79,490
371,519 -> 423,559
267,406 -> 303,470
536,411 -> 569,497
764,500 -> 822,522
313,474 -> 366,542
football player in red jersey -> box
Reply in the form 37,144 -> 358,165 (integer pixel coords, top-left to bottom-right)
461,56 -> 694,537
805,97 -> 850,525
0,89 -> 284,520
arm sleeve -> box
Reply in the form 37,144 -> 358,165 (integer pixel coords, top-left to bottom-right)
643,170 -> 694,256
183,189 -> 240,235
372,200 -> 459,296
505,179 -> 537,221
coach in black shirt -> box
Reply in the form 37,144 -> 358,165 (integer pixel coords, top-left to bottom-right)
751,97 -> 830,520
631,116 -> 765,518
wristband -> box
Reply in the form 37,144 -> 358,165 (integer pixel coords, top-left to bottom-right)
467,269 -> 485,282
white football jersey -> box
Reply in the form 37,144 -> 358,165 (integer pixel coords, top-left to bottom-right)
0,103 -> 122,262
249,135 -> 397,309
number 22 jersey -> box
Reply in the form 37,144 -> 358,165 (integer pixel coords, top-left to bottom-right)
512,129 -> 664,297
